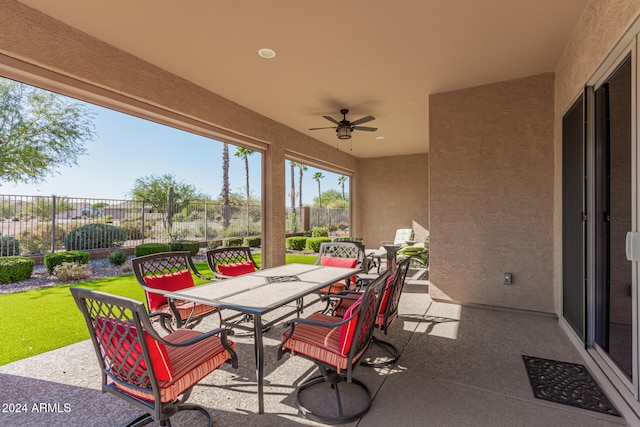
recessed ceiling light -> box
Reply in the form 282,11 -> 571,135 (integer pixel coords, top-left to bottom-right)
376,136 -> 385,140
258,48 -> 276,59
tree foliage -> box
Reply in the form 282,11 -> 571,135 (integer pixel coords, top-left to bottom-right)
128,174 -> 208,212
0,78 -> 96,185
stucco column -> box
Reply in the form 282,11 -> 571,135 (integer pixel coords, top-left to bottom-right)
262,144 -> 286,267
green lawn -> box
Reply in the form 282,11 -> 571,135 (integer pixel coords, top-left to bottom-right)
0,255 -> 317,366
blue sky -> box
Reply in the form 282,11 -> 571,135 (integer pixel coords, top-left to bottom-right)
1,93 -> 348,206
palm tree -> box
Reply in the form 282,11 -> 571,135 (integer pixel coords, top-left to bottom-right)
234,147 -> 255,235
313,171 -> 325,226
289,160 -> 296,216
221,143 -> 230,229
296,162 -> 307,214
338,175 -> 347,200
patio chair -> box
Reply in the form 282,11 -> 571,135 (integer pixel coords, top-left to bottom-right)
314,241 -> 365,294
70,287 -> 237,427
205,246 -> 268,335
277,268 -> 390,424
332,257 -> 411,366
366,228 -> 415,273
205,246 -> 259,279
131,251 -> 219,333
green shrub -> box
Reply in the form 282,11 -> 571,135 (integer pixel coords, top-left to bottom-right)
207,240 -> 220,250
311,227 -> 328,237
0,236 -> 20,256
306,237 -> 332,252
222,237 -> 243,247
0,256 -> 34,284
170,240 -> 200,256
243,236 -> 261,248
286,236 -> 307,251
44,251 -> 89,275
53,262 -> 92,282
107,250 -> 129,265
18,224 -> 68,255
64,223 -> 127,251
134,243 -> 171,257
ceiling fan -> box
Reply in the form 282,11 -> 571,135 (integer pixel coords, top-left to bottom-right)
309,108 -> 377,139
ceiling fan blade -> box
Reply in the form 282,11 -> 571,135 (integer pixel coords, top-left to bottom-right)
308,126 -> 337,130
353,126 -> 377,132
350,115 -> 375,126
322,115 -> 340,125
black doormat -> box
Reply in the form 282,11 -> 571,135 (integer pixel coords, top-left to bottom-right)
522,355 -> 620,416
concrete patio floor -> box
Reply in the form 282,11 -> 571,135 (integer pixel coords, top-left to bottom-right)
0,270 -> 630,427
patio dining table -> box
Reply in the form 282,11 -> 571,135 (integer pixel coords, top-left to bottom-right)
164,262 -> 361,414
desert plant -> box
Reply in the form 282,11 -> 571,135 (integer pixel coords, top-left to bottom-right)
44,251 -> 89,275
64,223 -> 127,250
107,250 -> 129,265
170,240 -> 200,256
120,216 -> 155,240
0,256 -> 34,284
311,226 -> 328,237
222,237 -> 243,247
53,262 -> 92,282
18,224 -> 68,255
134,243 -> 172,257
306,237 -> 332,252
243,236 -> 261,248
0,236 -> 20,256
286,236 -> 307,251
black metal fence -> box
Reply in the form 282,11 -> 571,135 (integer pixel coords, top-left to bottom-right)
0,194 -> 262,256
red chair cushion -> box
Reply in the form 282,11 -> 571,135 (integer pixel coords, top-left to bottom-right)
217,261 -> 256,276
320,256 -> 358,289
338,295 -> 363,354
94,317 -> 173,381
378,273 -> 396,314
143,270 -> 195,310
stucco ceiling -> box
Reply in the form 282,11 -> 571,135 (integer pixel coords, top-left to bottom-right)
19,0 -> 589,158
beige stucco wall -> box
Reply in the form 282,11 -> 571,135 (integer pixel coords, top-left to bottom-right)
0,0 -> 362,267
553,0 -> 640,316
429,73 -> 555,313
357,154 -> 429,249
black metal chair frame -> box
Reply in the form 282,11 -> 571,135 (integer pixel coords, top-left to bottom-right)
205,246 -> 260,279
277,269 -> 390,424
70,287 -> 238,427
205,246 -> 270,336
131,251 -> 219,333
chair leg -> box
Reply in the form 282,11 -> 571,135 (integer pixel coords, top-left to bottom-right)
361,335 -> 399,367
126,413 -> 154,427
295,368 -> 372,424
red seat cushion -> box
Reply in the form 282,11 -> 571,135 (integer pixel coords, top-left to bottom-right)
217,261 -> 256,277
94,317 -> 173,382
320,256 -> 358,291
338,295 -> 363,354
378,272 -> 396,314
143,270 -> 195,311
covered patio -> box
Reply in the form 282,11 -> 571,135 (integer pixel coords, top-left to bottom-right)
0,274 -> 625,426
3,0 -> 640,425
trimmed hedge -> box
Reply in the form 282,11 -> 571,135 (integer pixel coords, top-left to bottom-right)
243,236 -> 261,248
0,236 -> 20,257
222,237 -> 243,247
286,236 -> 307,251
170,240 -> 200,256
64,223 -> 127,250
0,256 -> 34,284
134,243 -> 172,257
44,251 -> 89,275
306,237 -> 332,252
311,227 -> 329,237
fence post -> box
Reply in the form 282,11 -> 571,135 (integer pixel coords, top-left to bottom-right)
204,202 -> 208,241
141,201 -> 145,244
51,195 -> 57,253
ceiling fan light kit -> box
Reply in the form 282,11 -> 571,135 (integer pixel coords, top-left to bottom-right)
309,108 -> 377,140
